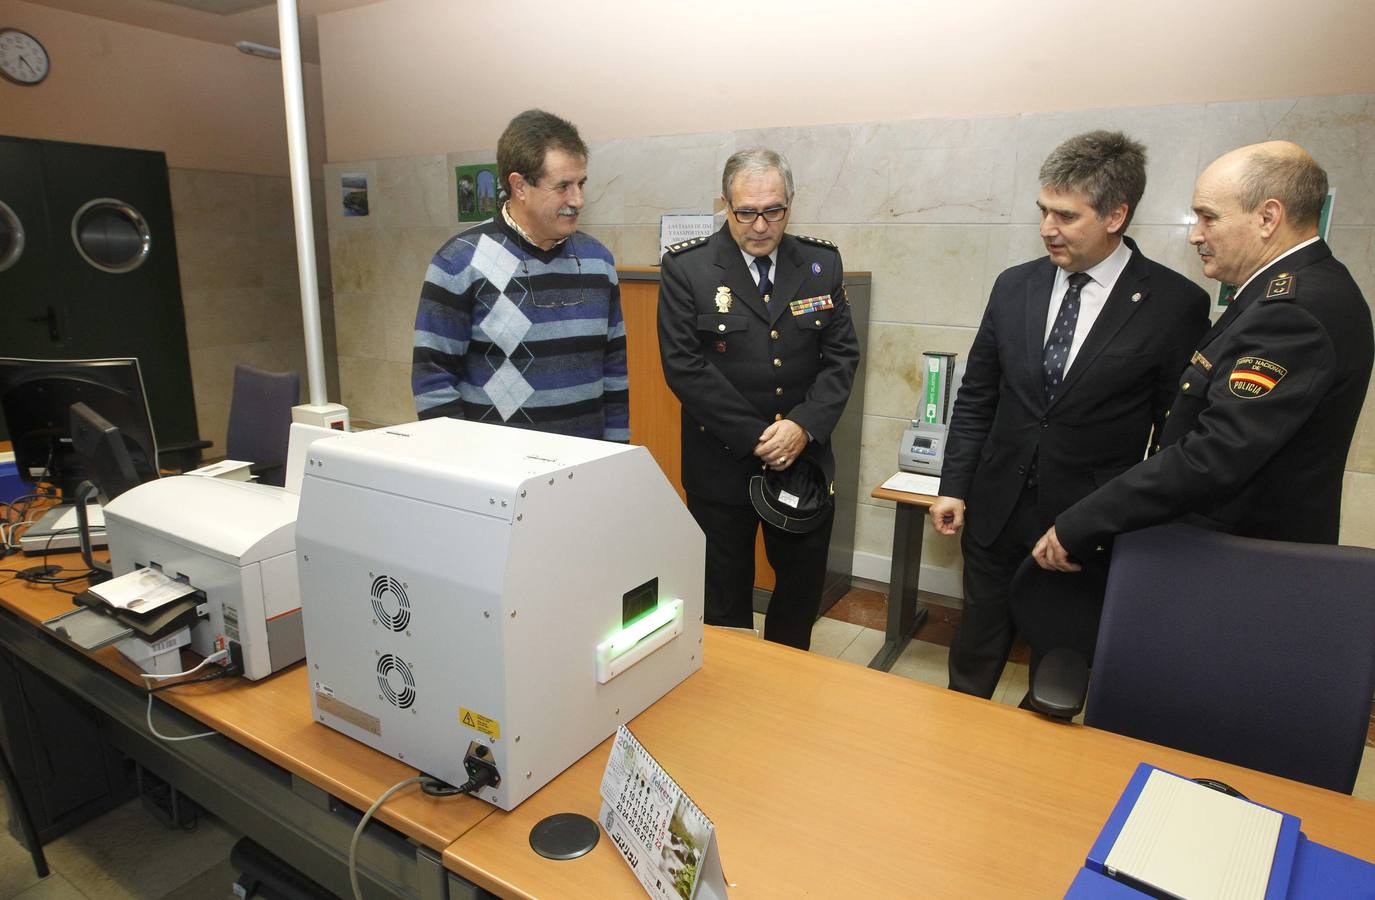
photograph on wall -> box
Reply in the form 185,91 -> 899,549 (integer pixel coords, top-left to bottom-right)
456,164 -> 499,222
341,172 -> 369,217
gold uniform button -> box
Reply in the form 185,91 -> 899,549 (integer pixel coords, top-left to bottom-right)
775,387 -> 783,396
717,324 -> 726,332
1154,444 -> 1161,452
770,330 -> 780,340
773,358 -> 782,367
1165,410 -> 1171,417
698,425 -> 705,432
1182,382 -> 1190,391
814,319 -> 822,326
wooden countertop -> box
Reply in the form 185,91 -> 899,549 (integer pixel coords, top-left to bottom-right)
444,628 -> 1375,899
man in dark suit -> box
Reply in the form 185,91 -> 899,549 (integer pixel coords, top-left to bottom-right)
658,148 -> 860,650
1034,141 -> 1374,571
931,131 -> 1210,697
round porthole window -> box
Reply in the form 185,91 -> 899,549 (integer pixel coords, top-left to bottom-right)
71,198 -> 151,273
0,200 -> 23,273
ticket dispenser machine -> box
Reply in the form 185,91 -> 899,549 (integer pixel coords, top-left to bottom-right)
899,351 -> 965,476
295,419 -> 705,810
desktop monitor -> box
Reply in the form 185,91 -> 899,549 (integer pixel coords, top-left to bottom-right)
69,402 -> 144,504
0,357 -> 159,499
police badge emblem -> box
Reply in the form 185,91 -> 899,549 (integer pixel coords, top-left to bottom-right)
715,285 -> 733,313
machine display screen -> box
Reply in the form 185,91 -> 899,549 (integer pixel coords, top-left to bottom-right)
622,577 -> 658,627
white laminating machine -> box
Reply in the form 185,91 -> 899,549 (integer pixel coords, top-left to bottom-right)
295,418 -> 705,810
99,475 -> 305,679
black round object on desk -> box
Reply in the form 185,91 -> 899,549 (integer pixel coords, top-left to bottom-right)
529,812 -> 600,860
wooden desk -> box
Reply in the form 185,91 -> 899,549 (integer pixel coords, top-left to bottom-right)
0,570 -> 494,898
869,480 -> 937,670
444,628 -> 1375,899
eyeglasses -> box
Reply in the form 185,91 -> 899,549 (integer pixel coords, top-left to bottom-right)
730,205 -> 788,224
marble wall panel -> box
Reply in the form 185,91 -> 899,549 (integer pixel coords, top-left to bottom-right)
1270,94 -> 1375,227
378,154 -> 452,229
854,502 -> 895,560
858,414 -> 911,511
1198,99 -> 1304,173
578,224 -> 662,267
738,115 -> 1020,225
581,132 -> 735,226
863,322 -> 978,420
332,291 -> 388,361
1009,103 -> 1206,228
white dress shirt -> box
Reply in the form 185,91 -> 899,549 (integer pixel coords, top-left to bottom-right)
1044,239 -> 1133,374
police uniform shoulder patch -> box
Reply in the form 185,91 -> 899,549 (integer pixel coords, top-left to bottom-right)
666,236 -> 709,255
1228,356 -> 1288,398
1262,272 -> 1297,301
794,234 -> 836,249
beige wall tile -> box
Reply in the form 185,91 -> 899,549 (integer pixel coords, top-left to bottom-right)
169,168 -> 259,233
338,355 -> 413,426
740,117 -> 1020,225
1339,471 -> 1375,548
858,414 -> 909,510
855,501 -> 896,557
1010,103 -> 1206,228
578,224 -> 662,268
378,154 -> 452,228
581,132 -> 735,226
1270,94 -> 1375,227
862,322 -> 978,420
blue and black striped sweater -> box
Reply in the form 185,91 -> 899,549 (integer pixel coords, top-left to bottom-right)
412,215 -> 629,441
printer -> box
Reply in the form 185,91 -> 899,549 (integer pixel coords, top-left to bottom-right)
96,476 -> 305,679
296,418 -> 705,810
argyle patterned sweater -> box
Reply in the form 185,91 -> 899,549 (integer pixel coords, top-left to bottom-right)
412,216 -> 629,441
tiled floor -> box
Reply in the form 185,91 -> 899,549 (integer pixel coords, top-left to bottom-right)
1,585 -> 1373,898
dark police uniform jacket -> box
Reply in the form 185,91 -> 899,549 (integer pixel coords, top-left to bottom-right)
939,238 -> 1210,548
657,225 -> 860,506
1057,238 -> 1374,558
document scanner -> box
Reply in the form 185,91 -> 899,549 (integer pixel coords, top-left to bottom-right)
295,418 -> 705,810
91,476 -> 305,679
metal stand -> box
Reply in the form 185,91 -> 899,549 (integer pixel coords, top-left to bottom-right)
868,503 -> 929,671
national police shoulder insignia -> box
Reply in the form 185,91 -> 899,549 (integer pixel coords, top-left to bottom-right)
795,234 -> 835,248
666,236 -> 708,255
1264,272 -> 1297,300
1229,356 -> 1287,398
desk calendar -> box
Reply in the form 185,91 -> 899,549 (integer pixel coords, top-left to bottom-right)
599,725 -> 727,900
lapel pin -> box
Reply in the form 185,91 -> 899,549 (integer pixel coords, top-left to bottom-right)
811,262 -> 822,275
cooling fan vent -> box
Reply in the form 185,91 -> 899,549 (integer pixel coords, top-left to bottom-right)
376,654 -> 416,709
370,574 -> 411,631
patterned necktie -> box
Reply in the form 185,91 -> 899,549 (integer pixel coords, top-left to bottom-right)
1043,271 -> 1091,402
755,255 -> 772,299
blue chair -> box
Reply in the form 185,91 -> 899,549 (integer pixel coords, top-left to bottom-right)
1026,523 -> 1375,794
224,365 -> 300,488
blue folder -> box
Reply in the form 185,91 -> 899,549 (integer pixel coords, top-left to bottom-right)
1065,763 -> 1375,899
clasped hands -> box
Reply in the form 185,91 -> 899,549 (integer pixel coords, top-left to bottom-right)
754,419 -> 807,471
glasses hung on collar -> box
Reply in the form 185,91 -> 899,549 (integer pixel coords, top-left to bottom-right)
522,249 -> 585,308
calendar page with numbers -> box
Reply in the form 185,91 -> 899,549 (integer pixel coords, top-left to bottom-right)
599,725 -> 728,900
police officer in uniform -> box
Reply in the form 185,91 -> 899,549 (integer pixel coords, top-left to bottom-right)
658,147 -> 860,650
1033,141 -> 1374,570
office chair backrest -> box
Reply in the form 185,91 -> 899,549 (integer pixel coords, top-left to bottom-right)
1085,524 -> 1375,794
224,364 -> 300,487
